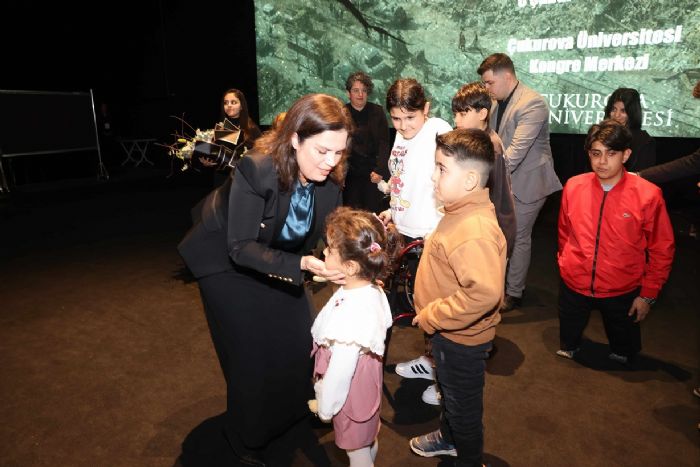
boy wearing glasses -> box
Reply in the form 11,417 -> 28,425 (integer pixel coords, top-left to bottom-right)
557,119 -> 674,366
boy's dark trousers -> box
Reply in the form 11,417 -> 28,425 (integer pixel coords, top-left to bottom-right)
558,281 -> 642,357
433,333 -> 491,467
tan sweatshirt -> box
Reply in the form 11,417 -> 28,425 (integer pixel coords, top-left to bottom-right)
414,188 -> 506,346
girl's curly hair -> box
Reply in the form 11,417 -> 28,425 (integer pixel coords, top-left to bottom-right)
325,207 -> 403,282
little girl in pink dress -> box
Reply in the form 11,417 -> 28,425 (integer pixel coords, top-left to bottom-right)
309,207 -> 402,466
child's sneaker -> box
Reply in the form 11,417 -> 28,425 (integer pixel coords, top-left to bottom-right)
395,355 -> 434,380
421,383 -> 441,405
556,348 -> 579,359
409,430 -> 457,457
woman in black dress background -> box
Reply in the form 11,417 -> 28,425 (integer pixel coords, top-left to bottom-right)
342,71 -> 391,212
604,87 -> 656,172
205,88 -> 263,187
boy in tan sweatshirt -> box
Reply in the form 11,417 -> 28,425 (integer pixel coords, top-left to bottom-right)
409,128 -> 507,467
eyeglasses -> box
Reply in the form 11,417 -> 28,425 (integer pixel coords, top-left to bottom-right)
350,88 -> 367,95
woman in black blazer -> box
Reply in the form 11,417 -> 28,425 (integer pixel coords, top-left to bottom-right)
178,94 -> 353,465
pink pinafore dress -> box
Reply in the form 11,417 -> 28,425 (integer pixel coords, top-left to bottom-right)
312,343 -> 383,449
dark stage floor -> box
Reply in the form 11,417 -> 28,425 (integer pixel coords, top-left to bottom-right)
1,170 -> 698,466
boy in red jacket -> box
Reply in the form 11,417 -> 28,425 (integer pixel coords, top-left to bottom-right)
557,119 -> 674,365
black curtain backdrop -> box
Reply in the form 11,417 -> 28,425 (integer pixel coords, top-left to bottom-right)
0,0 -> 697,188
1,0 -> 259,137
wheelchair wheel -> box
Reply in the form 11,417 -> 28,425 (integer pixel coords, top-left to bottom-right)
385,239 -> 423,323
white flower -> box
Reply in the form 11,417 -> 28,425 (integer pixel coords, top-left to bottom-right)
165,117 -> 242,171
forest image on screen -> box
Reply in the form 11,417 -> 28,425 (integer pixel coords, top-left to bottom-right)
255,0 -> 699,136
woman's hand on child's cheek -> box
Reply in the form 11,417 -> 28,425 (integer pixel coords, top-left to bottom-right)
303,256 -> 345,283
301,255 -> 325,275
323,268 -> 346,285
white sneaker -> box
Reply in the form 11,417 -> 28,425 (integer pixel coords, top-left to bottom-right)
421,383 -> 441,405
556,348 -> 579,359
395,355 -> 434,380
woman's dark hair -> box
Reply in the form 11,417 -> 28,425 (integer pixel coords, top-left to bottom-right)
386,78 -> 427,112
325,207 -> 403,282
254,94 -> 354,192
604,88 -> 643,130
584,119 -> 633,152
221,88 -> 261,145
345,71 -> 374,94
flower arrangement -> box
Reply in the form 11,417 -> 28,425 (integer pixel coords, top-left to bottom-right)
170,128 -> 215,164
162,116 -> 243,172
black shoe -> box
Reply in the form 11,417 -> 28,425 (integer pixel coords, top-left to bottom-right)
234,452 -> 266,467
224,429 -> 267,466
608,352 -> 637,369
500,294 -> 521,313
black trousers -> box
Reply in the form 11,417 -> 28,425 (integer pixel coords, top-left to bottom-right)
434,334 -> 491,467
198,270 -> 313,449
558,281 -> 642,357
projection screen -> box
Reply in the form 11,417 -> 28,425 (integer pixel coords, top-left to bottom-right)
255,0 -> 700,136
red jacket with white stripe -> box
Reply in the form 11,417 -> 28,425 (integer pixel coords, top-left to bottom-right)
557,171 -> 674,299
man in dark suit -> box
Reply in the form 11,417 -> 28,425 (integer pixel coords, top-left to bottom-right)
478,53 -> 562,312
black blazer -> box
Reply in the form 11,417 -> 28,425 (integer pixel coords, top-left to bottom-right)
625,129 -> 656,172
178,152 -> 343,284
345,102 -> 391,179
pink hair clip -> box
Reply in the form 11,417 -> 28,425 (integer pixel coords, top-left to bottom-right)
369,242 -> 381,253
